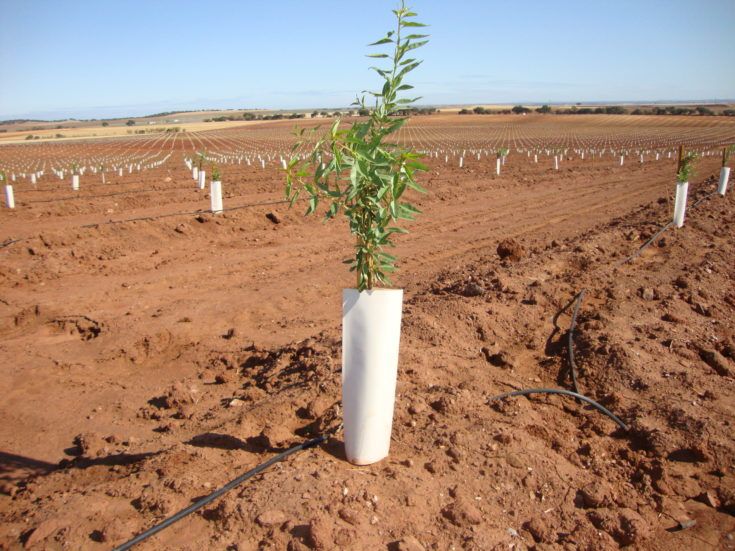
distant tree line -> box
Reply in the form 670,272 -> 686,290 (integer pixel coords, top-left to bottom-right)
205,112 -> 308,122
459,104 -> 734,116
204,107 -> 438,122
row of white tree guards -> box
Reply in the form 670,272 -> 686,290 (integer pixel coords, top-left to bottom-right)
1,120 -> 733,218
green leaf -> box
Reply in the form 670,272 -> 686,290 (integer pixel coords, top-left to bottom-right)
368,37 -> 393,46
281,0 -> 429,290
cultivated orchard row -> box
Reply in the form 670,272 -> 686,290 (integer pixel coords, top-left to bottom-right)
1,115 -> 733,215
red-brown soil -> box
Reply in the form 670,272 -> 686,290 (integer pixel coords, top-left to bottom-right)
0,117 -> 734,550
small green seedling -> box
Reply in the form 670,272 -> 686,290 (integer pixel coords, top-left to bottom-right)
211,164 -> 221,182
677,150 -> 697,183
497,147 -> 509,159
723,144 -> 735,167
285,1 -> 429,291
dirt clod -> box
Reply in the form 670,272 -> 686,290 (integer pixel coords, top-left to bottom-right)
497,238 -> 525,261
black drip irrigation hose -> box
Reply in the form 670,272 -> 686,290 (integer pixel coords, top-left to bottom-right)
692,190 -> 717,209
80,198 -> 291,228
488,388 -> 628,431
0,238 -> 26,249
112,435 -> 325,551
567,289 -> 585,395
1,198 -> 296,249
25,187 -> 164,204
616,220 -> 674,267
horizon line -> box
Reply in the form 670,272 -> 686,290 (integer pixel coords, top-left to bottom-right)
2,98 -> 735,124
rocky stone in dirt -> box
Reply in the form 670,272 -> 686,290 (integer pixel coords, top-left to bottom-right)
256,424 -> 292,449
589,507 -> 650,546
523,516 -> 556,543
661,312 -> 681,324
338,507 -> 361,526
696,491 -> 720,509
481,347 -> 514,368
441,495 -> 483,526
51,315 -> 103,340
699,348 -> 731,376
256,510 -> 288,527
578,479 -> 613,508
134,486 -> 175,515
717,487 -> 735,515
99,517 -> 137,544
429,396 -> 456,415
617,508 -> 650,545
639,287 -> 656,301
458,282 -> 485,297
629,419 -> 671,456
497,238 -> 525,261
266,211 -> 282,224
214,372 -> 231,384
307,395 -> 333,419
162,381 -> 200,410
396,536 -> 426,551
25,517 -> 66,547
673,275 -> 689,289
73,432 -> 109,458
407,401 -> 426,416
306,516 -> 333,550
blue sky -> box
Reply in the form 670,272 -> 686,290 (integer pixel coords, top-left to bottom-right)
1,0 -> 734,119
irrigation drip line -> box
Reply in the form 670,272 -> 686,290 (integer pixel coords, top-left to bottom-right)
692,190 -> 717,209
488,388 -> 629,431
112,435 -> 326,551
616,221 -> 674,267
25,187 -> 163,204
567,289 -> 586,395
0,238 -> 26,249
80,198 -> 292,228
0,198 -> 296,249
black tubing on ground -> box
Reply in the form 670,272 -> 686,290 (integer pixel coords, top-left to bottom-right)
618,220 -> 674,266
567,289 -> 586,395
112,435 -> 326,551
692,190 -> 717,209
81,198 -> 291,228
488,388 -> 629,431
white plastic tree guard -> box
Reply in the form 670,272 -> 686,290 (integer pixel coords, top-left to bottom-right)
459,157 -> 463,168
554,156 -> 559,170
342,288 -> 403,465
496,158 -> 501,175
210,180 -> 223,214
72,174 -> 80,191
620,155 -> 624,166
31,174 -> 36,185
4,185 -> 14,208
673,181 -> 689,228
718,167 -> 731,196
193,166 -> 199,180
198,170 -> 206,190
